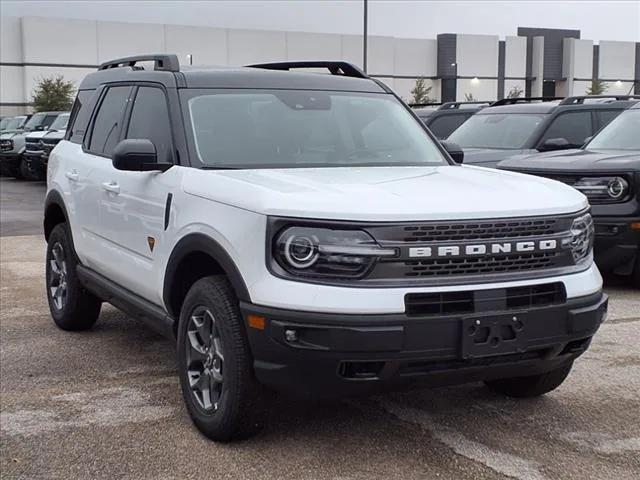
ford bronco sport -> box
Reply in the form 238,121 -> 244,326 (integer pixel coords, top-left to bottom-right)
499,101 -> 640,285
447,95 -> 640,168
44,55 -> 607,441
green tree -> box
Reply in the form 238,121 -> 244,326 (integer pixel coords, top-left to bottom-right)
31,75 -> 75,112
586,79 -> 608,96
410,78 -> 432,104
507,85 -> 524,98
464,92 -> 476,101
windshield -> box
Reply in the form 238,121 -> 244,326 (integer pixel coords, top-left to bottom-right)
0,118 -> 9,130
49,113 -> 70,131
587,109 -> 640,151
24,113 -> 46,130
4,116 -> 27,131
182,89 -> 448,169
448,113 -> 546,149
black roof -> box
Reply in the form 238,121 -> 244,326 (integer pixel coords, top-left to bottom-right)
477,99 -> 639,115
81,54 -> 387,93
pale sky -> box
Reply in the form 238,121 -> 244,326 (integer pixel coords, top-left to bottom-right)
2,0 -> 639,42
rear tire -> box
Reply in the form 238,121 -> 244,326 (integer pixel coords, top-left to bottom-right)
484,362 -> 573,398
46,223 -> 102,330
177,276 -> 265,441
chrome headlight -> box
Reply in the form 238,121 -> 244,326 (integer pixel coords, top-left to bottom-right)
574,176 -> 630,203
273,226 -> 396,279
562,213 -> 594,263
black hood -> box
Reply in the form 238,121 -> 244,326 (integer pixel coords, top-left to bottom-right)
498,149 -> 640,173
460,148 -> 529,168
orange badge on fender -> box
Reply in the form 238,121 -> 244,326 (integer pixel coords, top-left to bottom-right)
147,236 -> 156,252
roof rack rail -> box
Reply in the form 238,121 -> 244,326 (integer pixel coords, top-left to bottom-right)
409,102 -> 442,108
491,97 -> 564,106
246,61 -> 368,79
559,95 -> 640,105
98,54 -> 180,72
438,101 -> 492,110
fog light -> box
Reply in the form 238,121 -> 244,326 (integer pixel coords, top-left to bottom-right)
285,329 -> 298,342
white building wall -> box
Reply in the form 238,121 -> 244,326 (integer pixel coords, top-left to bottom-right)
227,29 -> 287,65
504,36 -> 527,78
287,32 -> 341,61
1,16 -> 23,63
599,41 -> 636,81
456,34 -> 499,77
21,16 -> 97,64
531,36 -> 545,97
340,34 -> 363,68
457,79 -> 498,102
367,36 -> 395,76
164,25 -> 228,65
394,38 -> 437,77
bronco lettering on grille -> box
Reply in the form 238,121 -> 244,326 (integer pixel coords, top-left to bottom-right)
409,239 -> 558,258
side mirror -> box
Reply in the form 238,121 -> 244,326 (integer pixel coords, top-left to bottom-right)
112,139 -> 172,172
537,137 -> 571,152
441,140 -> 464,164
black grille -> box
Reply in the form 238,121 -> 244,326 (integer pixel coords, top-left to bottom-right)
403,252 -> 559,277
25,139 -> 42,152
399,218 -> 558,243
405,282 -> 565,316
366,214 -> 576,283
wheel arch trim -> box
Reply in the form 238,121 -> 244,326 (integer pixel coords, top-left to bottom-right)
163,233 -> 251,316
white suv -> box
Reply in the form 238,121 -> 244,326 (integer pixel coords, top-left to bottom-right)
44,55 -> 607,442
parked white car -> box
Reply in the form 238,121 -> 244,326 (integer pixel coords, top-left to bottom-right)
44,55 -> 607,442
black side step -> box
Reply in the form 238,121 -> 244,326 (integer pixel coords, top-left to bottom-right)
77,265 -> 175,339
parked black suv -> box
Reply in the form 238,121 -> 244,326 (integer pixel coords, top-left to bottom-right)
499,101 -> 640,285
447,96 -> 640,168
411,101 -> 489,139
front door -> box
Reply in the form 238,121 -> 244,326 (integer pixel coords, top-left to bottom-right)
96,85 -> 177,301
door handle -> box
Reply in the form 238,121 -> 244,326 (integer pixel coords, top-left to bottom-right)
102,181 -> 120,195
65,170 -> 79,182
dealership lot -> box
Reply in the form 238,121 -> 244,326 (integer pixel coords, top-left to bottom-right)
0,177 -> 638,480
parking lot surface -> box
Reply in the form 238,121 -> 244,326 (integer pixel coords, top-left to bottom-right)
0,179 -> 639,479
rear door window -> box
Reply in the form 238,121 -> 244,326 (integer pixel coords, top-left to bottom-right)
87,86 -> 132,156
539,111 -> 593,148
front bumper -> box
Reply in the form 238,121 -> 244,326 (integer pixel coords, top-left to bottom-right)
242,290 -> 607,398
594,216 -> 640,275
23,152 -> 47,178
0,152 -> 22,174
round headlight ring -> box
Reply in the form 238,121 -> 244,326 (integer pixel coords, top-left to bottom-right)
284,235 -> 319,269
607,177 -> 628,199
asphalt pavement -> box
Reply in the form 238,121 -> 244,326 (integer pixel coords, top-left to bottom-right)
0,176 -> 639,479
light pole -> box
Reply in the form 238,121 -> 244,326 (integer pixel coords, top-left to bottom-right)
363,0 -> 368,73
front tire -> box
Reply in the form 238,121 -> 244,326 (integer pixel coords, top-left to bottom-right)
177,276 -> 264,441
46,223 -> 102,330
484,362 -> 573,398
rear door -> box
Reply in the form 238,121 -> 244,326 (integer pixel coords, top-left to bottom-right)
74,85 -> 133,271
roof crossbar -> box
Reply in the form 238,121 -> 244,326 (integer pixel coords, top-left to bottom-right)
559,95 -> 640,105
246,61 -> 368,79
438,101 -> 492,110
491,97 -> 564,106
98,54 -> 180,72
